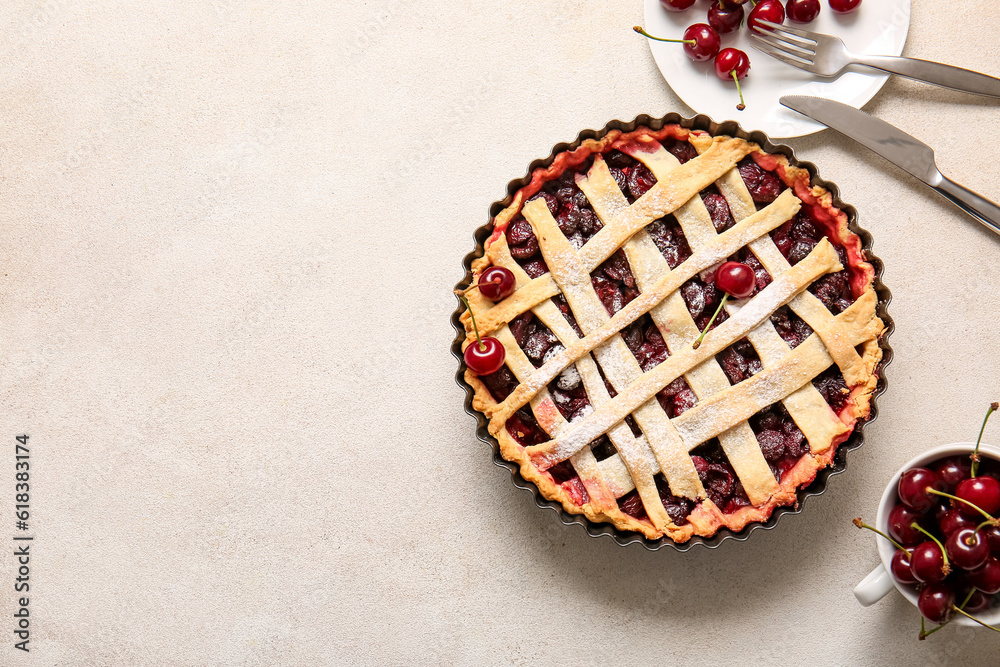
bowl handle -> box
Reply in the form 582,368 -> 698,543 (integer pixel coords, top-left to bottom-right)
854,564 -> 894,607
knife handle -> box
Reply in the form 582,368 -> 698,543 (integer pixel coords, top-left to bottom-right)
858,55 -> 1000,99
934,175 -> 1000,237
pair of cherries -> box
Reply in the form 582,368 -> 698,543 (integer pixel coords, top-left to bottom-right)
462,260 -> 757,374
460,266 -> 516,375
857,403 -> 1000,638
634,24 -> 751,111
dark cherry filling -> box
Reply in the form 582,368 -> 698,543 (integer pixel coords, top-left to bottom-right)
771,212 -> 855,314
618,318 -> 698,418
692,440 -> 752,513
813,366 -> 850,413
701,185 -> 736,233
751,403 -> 811,479
606,151 -> 659,204
508,312 -> 562,368
485,138 -> 862,525
592,249 -> 640,316
739,157 -> 787,205
618,475 -> 695,526
770,305 -> 814,349
717,339 -> 763,385
647,215 -> 692,269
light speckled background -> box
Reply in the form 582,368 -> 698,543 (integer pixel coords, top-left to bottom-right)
1,0 -> 999,664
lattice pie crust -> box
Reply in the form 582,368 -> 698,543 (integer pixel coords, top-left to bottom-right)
460,125 -> 883,542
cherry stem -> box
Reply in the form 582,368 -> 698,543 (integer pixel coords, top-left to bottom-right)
459,295 -> 485,350
951,606 -> 1000,633
692,294 -> 729,350
731,70 -> 746,111
632,26 -> 696,45
852,518 -> 906,552
911,522 -> 951,575
926,488 -> 999,524
977,519 -> 995,532
920,589 -> 976,639
461,278 -> 501,297
971,401 -> 998,477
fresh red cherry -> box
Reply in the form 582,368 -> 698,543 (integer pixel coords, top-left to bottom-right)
464,337 -> 506,375
982,524 -> 1000,555
716,261 -> 756,299
715,48 -> 751,80
714,48 -> 751,111
692,258 -> 754,349
888,504 -> 928,546
460,294 -> 507,374
828,0 -> 862,14
940,508 -> 977,538
911,541 -> 949,583
947,527 -> 991,571
918,583 -> 956,624
748,0 -> 785,33
660,0 -> 697,11
682,24 -> 722,62
956,475 -> 1000,518
478,266 -> 516,301
786,0 -> 820,23
898,467 -> 946,513
968,556 -> 1000,594
962,588 -> 992,614
708,2 -> 744,35
933,455 -> 973,493
633,25 -> 721,63
890,549 -> 918,585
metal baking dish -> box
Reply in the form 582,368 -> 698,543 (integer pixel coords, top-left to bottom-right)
451,112 -> 894,551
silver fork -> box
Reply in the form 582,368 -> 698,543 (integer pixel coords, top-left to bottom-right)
750,19 -> 1000,98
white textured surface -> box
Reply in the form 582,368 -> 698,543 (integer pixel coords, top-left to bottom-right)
1,1 -> 999,664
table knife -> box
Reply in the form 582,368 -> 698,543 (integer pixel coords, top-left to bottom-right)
780,95 -> 1000,237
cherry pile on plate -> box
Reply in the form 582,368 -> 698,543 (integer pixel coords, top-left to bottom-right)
857,403 -> 1000,639
639,0 -> 863,110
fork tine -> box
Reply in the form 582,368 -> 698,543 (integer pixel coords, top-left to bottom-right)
755,19 -> 817,43
751,32 -> 815,60
750,38 -> 817,72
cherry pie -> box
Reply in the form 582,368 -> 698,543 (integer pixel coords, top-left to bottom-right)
459,121 -> 886,543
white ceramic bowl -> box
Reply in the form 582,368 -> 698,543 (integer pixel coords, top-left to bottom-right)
854,442 -> 1000,627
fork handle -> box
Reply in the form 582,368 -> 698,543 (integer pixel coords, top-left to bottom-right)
855,55 -> 1000,98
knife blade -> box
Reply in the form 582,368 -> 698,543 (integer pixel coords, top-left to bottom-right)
780,95 -> 1000,237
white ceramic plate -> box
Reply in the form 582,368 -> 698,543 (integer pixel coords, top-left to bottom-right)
641,0 -> 911,137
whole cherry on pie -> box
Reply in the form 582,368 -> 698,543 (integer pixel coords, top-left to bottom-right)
459,295 -> 506,375
477,266 -> 516,301
460,122 -> 885,544
692,261 -> 754,348
716,261 -> 756,299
